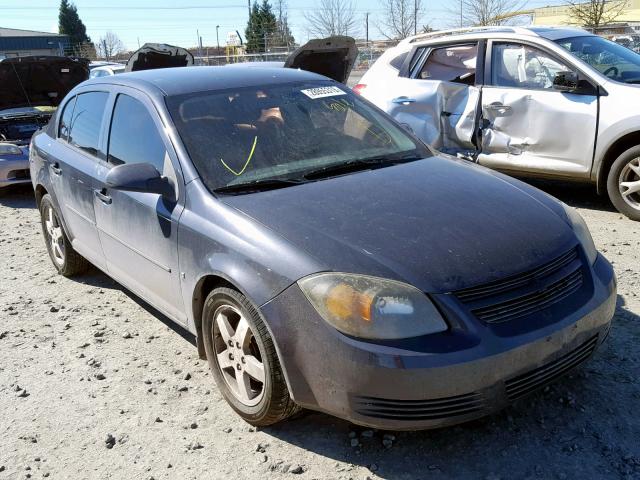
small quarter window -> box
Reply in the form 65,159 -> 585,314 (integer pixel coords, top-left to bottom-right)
58,96 -> 76,141
389,51 -> 408,70
418,44 -> 478,85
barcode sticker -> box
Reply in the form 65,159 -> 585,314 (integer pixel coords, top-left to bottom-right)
301,86 -> 346,99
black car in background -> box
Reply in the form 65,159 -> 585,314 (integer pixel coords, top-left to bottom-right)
0,56 -> 88,189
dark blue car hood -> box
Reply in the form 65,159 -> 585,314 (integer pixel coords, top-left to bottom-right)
222,157 -> 577,293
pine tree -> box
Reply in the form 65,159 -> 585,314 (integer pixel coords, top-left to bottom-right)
245,0 -> 278,53
245,3 -> 262,53
59,0 -> 92,54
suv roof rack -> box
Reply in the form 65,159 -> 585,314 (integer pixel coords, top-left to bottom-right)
401,26 -> 537,44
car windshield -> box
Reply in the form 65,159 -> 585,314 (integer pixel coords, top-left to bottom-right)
556,35 -> 640,84
166,81 -> 429,191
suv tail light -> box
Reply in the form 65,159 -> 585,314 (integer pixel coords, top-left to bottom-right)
352,84 -> 367,95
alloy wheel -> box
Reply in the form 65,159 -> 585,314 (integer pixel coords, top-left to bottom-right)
44,204 -> 65,266
212,304 -> 266,407
619,157 -> 640,211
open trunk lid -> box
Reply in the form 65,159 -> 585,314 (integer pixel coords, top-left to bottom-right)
0,56 -> 89,112
283,36 -> 357,84
125,43 -> 194,72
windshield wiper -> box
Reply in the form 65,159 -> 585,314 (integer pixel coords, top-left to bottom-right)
213,178 -> 305,194
302,152 -> 424,181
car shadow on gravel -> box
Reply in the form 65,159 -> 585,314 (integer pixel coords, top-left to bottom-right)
74,265 -> 197,348
0,184 -> 36,209
261,295 -> 639,479
524,178 -> 616,213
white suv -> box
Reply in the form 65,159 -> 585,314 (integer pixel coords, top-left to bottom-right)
356,26 -> 640,221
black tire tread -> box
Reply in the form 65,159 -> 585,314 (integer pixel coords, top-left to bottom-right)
39,194 -> 89,276
606,145 -> 640,222
203,287 -> 300,426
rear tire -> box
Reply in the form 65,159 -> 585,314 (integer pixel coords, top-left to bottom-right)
39,194 -> 89,276
202,287 -> 299,426
607,145 -> 640,221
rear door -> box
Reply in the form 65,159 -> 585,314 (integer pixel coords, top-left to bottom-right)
93,88 -> 186,323
478,40 -> 598,178
383,42 -> 482,156
48,90 -> 109,270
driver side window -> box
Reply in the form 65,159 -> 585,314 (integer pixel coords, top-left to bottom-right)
492,43 -> 569,90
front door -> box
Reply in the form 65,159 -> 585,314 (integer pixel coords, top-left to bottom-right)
478,41 -> 598,178
93,90 -> 186,323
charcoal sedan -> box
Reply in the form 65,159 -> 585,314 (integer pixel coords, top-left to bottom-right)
30,67 -> 616,430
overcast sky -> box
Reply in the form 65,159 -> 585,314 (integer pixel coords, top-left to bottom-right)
0,0 -> 558,51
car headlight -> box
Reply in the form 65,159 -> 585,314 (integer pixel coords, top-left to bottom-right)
298,273 -> 447,339
561,203 -> 598,265
0,143 -> 22,157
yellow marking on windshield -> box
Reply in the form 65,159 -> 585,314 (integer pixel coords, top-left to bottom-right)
220,136 -> 258,176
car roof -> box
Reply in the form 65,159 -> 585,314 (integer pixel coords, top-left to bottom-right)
83,65 -> 331,96
401,26 -> 593,46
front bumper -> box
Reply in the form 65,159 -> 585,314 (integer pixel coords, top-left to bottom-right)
261,254 -> 616,430
0,155 -> 31,187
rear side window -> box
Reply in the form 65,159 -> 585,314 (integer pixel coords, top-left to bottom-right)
58,96 -> 76,141
107,94 -> 167,173
68,92 -> 109,155
418,44 -> 478,85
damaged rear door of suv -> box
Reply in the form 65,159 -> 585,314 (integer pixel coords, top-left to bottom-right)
370,40 -> 483,158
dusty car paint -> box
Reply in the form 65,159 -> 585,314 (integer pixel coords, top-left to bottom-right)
30,66 -> 616,430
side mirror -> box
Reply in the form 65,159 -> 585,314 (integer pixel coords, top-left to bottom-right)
552,71 -> 579,92
106,162 -> 174,198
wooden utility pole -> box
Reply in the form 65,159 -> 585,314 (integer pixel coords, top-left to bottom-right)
365,12 -> 369,45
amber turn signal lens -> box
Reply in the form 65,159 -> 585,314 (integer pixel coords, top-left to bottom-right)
325,283 -> 373,322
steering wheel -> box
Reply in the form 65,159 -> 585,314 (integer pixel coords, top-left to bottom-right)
603,66 -> 619,78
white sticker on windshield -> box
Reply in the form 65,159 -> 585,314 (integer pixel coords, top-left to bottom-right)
301,86 -> 346,99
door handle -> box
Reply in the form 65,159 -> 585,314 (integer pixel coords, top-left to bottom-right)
50,162 -> 62,175
392,96 -> 417,105
94,189 -> 112,205
487,103 -> 512,112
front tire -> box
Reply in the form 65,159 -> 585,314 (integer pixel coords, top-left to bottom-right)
202,287 -> 299,426
607,146 -> 640,221
39,194 -> 88,276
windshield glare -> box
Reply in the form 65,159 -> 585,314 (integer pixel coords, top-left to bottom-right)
556,35 -> 640,84
166,82 -> 428,191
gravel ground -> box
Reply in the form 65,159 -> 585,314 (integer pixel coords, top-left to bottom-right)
0,180 -> 639,480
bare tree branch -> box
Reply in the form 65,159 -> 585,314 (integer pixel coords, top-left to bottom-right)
96,31 -> 125,61
377,0 -> 424,40
565,0 -> 628,31
304,0 -> 358,37
447,0 -> 528,27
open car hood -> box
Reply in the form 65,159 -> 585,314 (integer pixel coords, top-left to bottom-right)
284,36 -> 357,84
125,43 -> 194,72
0,56 -> 89,112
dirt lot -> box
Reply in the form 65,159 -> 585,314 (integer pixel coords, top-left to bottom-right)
0,180 -> 639,480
